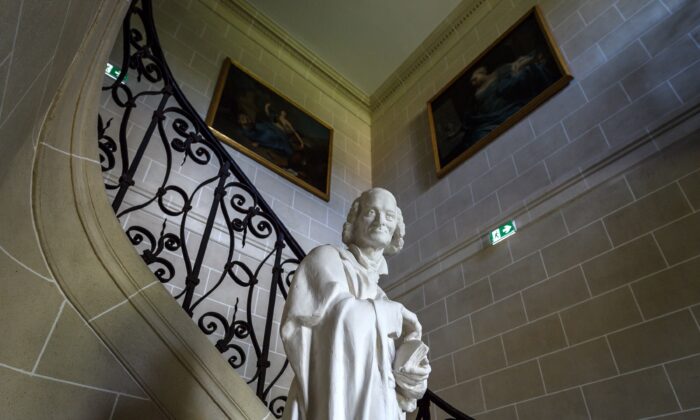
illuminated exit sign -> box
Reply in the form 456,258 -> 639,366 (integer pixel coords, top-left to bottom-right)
489,221 -> 516,245
105,63 -> 127,82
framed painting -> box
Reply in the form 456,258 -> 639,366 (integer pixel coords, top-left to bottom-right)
206,59 -> 333,201
427,6 -> 572,178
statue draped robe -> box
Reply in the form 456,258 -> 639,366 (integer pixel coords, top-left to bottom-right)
280,244 -> 406,420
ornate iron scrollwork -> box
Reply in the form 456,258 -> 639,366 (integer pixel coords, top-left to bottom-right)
98,0 -> 303,415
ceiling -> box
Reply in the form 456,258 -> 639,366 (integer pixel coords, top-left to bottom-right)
245,0 -> 463,95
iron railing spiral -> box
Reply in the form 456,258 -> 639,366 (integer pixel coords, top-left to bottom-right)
98,1 -> 473,418
99,0 -> 298,414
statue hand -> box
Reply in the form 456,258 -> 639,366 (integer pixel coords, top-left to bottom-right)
400,306 -> 422,340
395,355 -> 430,398
400,356 -> 431,381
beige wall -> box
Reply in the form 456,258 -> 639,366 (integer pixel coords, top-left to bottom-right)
402,135 -> 700,419
3,0 -> 270,417
374,0 -> 700,282
0,0 -> 161,418
376,0 -> 700,418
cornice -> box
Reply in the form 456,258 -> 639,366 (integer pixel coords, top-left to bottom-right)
214,0 -> 371,116
206,0 -> 492,120
370,0 -> 490,113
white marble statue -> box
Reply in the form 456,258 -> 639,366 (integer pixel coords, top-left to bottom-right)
280,188 -> 431,420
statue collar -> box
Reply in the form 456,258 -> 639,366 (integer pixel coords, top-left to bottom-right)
344,244 -> 388,277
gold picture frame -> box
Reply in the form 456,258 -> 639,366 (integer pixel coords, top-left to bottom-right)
427,6 -> 572,178
206,58 -> 334,201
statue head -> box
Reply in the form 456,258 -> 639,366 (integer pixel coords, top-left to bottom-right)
342,188 -> 405,255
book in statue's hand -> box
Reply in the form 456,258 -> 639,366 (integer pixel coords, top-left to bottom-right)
393,339 -> 431,401
393,339 -> 430,375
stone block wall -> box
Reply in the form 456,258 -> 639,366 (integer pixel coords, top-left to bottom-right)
374,0 -> 700,282
0,0 -> 162,418
375,0 -> 700,418
402,135 -> 700,419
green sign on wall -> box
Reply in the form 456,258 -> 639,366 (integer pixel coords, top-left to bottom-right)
105,63 -> 127,82
489,220 -> 516,245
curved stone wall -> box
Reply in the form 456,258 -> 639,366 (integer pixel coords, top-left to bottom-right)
0,0 -> 270,418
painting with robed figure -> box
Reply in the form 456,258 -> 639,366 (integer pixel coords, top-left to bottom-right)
428,6 -> 572,178
206,59 -> 333,200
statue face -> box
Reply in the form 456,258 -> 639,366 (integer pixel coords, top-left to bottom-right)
352,189 -> 398,250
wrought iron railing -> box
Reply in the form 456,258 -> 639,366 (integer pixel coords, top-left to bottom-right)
99,0 -> 298,415
98,1 -> 473,418
417,390 -> 475,420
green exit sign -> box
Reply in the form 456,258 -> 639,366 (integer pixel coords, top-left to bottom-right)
105,63 -> 127,82
489,221 -> 516,245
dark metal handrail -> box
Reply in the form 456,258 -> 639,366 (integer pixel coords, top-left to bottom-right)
417,390 -> 476,420
98,1 -> 474,418
99,1 -> 297,415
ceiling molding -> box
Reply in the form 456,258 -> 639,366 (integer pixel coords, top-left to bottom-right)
205,0 -> 491,119
218,0 -> 371,112
370,0 -> 490,113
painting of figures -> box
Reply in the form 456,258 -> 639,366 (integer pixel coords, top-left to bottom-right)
207,59 -> 333,200
428,6 -> 572,177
